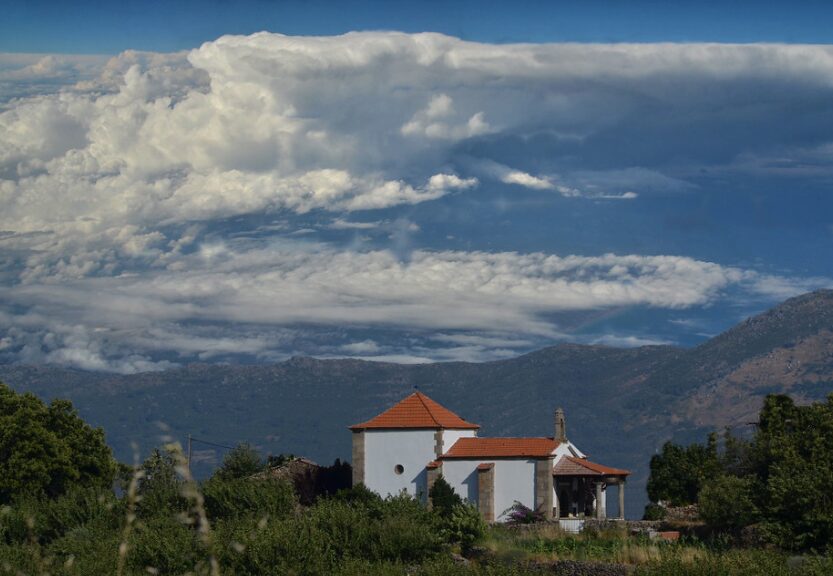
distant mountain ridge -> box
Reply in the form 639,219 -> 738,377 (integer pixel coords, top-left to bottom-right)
2,289 -> 832,518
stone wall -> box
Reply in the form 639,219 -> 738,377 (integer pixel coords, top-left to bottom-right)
351,430 -> 364,485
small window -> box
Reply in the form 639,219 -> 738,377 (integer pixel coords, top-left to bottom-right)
394,464 -> 404,475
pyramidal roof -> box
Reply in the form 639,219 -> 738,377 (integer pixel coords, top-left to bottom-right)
349,392 -> 480,430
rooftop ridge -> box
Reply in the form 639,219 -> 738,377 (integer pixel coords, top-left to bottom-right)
414,391 -> 441,427
348,391 -> 479,430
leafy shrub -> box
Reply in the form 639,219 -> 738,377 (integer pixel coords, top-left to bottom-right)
438,503 -> 486,552
308,493 -> 442,562
203,477 -> 295,522
643,503 -> 667,521
0,487 -> 119,545
125,514 -> 201,575
217,492 -> 443,575
48,517 -> 121,576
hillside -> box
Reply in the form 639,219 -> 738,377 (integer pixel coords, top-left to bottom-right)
1,290 -> 832,518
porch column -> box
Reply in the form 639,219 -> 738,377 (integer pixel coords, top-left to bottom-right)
595,481 -> 605,519
553,480 -> 560,519
618,480 -> 625,520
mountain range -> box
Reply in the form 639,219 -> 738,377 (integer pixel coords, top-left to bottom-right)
2,289 -> 832,518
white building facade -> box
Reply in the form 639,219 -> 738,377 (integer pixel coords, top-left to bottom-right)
350,392 -> 629,522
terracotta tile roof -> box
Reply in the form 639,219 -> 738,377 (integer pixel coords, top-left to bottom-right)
553,456 -> 630,477
426,460 -> 442,470
476,462 -> 495,471
349,392 -> 479,430
441,437 -> 559,459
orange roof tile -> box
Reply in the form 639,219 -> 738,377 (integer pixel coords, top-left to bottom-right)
349,392 -> 479,430
553,456 -> 630,477
426,460 -> 442,469
476,462 -> 495,471
441,437 -> 559,459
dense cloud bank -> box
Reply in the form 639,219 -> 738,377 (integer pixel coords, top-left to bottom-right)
0,33 -> 831,371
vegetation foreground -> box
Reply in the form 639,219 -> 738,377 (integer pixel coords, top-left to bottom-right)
2,383 -> 833,575
3,470 -> 833,576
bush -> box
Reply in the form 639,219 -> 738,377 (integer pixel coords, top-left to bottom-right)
217,492 -> 444,575
0,487 -> 119,545
643,503 -> 667,521
203,477 -> 295,522
125,514 -> 202,575
439,504 -> 486,553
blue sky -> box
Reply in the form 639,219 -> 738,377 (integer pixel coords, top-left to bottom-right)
0,3 -> 831,371
4,0 -> 833,54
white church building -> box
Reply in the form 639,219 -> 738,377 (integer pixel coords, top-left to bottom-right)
350,392 -> 629,523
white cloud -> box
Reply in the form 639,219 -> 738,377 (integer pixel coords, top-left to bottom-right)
426,173 -> 478,192
501,170 -> 555,190
401,94 -> 491,140
2,32 -> 833,371
431,333 -> 535,349
590,334 -> 673,348
3,32 -> 833,237
1,234 -> 797,371
340,340 -> 382,354
328,218 -> 380,230
746,274 -> 832,301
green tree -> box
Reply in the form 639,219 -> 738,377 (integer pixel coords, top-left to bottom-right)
646,394 -> 833,551
699,475 -> 759,533
753,394 -> 833,550
647,433 -> 720,506
428,476 -> 461,518
214,443 -> 264,481
0,383 -> 116,504
134,447 -> 187,518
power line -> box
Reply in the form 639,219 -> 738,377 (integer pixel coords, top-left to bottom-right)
189,436 -> 236,450
186,434 -> 237,472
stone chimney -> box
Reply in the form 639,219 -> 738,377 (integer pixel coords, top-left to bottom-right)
554,407 -> 567,441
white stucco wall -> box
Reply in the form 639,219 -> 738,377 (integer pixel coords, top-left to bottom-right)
493,459 -> 537,520
364,429 -> 436,500
440,428 -> 477,455
439,458 -> 537,522
439,459 -> 480,503
553,440 -> 585,460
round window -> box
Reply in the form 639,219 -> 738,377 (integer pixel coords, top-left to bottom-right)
394,464 -> 404,475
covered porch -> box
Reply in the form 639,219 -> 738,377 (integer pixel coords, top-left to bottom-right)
552,456 -> 629,523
